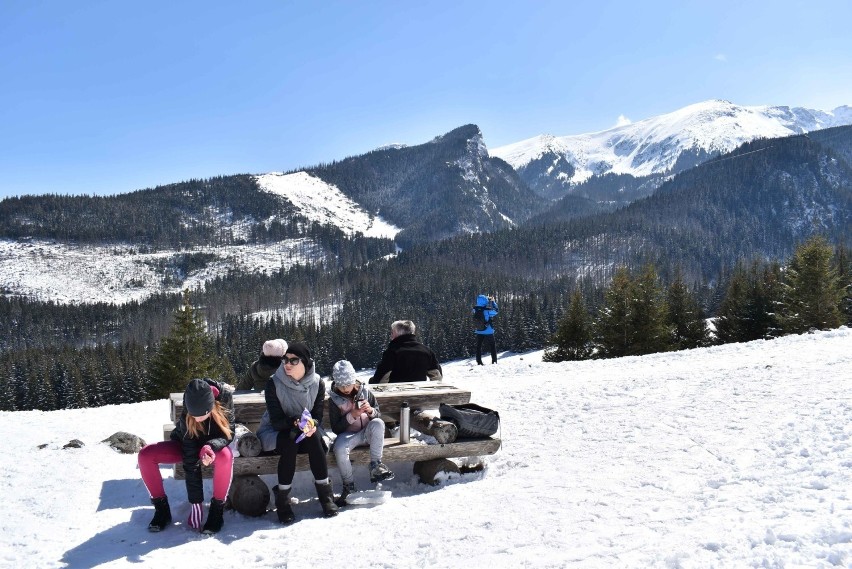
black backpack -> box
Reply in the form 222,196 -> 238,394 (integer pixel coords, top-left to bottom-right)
472,306 -> 488,332
440,403 -> 500,438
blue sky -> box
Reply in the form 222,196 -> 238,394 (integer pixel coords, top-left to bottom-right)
1,0 -> 850,199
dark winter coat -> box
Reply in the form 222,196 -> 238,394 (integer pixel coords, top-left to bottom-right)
368,333 -> 442,384
236,355 -> 283,391
170,378 -> 235,503
474,294 -> 499,335
256,364 -> 326,452
328,381 -> 381,435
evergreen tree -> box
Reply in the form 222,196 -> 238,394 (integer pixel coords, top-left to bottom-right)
543,290 -> 593,362
834,242 -> 852,325
594,267 -> 634,358
147,290 -> 224,399
714,263 -> 749,344
779,236 -> 844,333
629,264 -> 671,355
743,261 -> 783,340
666,268 -> 710,350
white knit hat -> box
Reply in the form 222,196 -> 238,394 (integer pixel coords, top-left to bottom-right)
262,339 -> 288,358
332,360 -> 358,387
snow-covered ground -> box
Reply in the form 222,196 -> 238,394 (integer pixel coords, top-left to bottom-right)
2,328 -> 851,568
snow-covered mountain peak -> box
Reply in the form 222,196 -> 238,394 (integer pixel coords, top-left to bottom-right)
492,99 -> 852,184
490,133 -> 561,162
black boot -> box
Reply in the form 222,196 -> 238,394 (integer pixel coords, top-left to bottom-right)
315,482 -> 339,517
334,481 -> 357,507
274,485 -> 295,524
202,498 -> 225,534
148,496 -> 172,532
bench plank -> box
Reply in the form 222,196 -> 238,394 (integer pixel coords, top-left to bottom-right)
174,437 -> 501,479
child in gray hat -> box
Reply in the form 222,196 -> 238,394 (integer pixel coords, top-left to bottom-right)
328,359 -> 394,505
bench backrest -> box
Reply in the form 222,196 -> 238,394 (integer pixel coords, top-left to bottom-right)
169,382 -> 472,432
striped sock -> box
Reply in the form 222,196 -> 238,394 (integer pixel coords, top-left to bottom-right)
188,502 -> 203,530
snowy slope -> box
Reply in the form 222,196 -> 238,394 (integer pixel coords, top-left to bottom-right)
255,171 -> 400,239
0,173 -> 401,305
2,328 -> 851,568
492,100 -> 852,184
0,238 -> 323,305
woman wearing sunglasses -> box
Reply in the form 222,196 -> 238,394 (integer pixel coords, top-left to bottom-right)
256,342 -> 338,522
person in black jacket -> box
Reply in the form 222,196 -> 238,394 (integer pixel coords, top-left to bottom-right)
138,378 -> 235,534
368,320 -> 443,384
255,342 -> 338,522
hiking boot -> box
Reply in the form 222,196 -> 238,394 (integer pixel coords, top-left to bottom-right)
335,481 -> 357,507
147,496 -> 172,532
202,498 -> 225,534
274,485 -> 295,524
314,482 -> 339,517
369,461 -> 395,484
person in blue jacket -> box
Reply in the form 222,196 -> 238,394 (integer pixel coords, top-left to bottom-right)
473,294 -> 499,365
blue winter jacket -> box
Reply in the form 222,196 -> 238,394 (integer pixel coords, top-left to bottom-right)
474,294 -> 498,335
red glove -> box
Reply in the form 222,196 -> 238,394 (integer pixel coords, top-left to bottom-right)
188,502 -> 203,530
199,445 -> 216,466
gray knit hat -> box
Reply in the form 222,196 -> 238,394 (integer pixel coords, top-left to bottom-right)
332,360 -> 358,387
184,378 -> 215,417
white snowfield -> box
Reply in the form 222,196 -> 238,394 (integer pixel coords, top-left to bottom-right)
0,238 -> 324,305
492,99 -> 852,184
255,171 -> 401,239
1,328 -> 850,568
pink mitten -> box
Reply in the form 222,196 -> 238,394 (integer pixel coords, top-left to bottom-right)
188,502 -> 203,530
199,445 -> 216,465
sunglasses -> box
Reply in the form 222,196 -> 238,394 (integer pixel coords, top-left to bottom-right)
283,357 -> 303,366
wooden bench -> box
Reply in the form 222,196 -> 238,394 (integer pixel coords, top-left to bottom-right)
163,382 -> 501,514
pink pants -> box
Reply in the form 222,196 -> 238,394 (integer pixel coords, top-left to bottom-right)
138,440 -> 233,502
